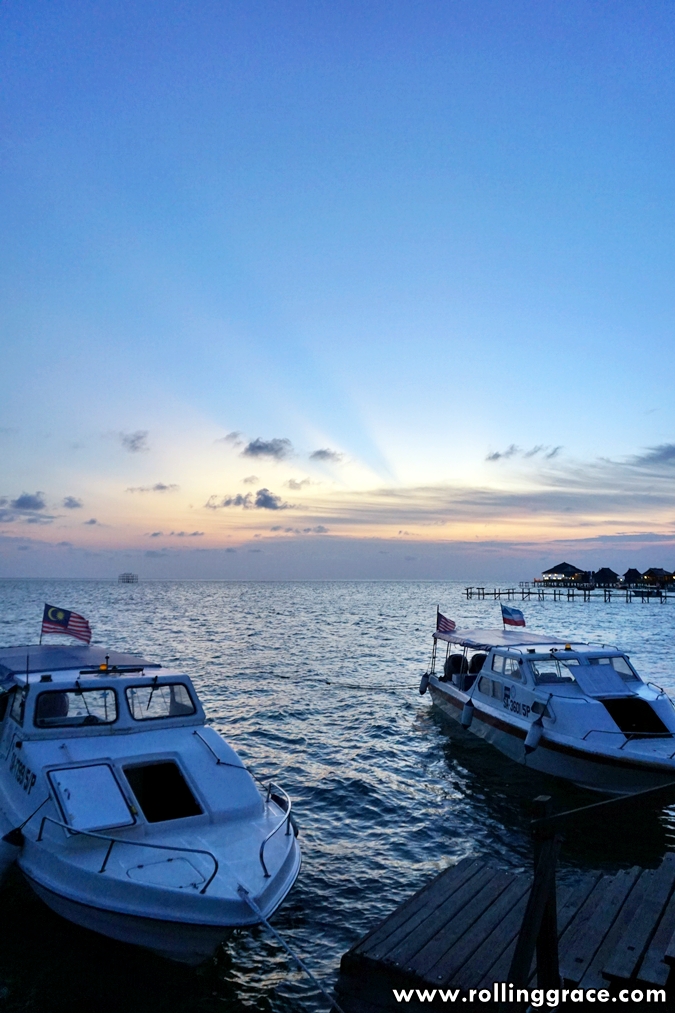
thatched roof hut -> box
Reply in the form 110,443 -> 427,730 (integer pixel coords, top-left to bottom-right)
623,568 -> 643,586
593,567 -> 619,586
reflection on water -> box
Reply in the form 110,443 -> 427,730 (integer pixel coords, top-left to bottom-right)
1,579 -> 675,1011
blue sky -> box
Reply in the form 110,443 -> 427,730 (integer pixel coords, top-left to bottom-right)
2,0 -> 675,578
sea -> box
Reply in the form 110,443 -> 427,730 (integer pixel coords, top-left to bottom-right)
1,579 -> 675,1013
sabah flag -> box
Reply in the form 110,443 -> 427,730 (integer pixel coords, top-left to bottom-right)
41,604 -> 92,644
501,604 -> 526,627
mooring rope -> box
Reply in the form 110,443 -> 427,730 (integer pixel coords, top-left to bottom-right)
237,885 -> 346,1013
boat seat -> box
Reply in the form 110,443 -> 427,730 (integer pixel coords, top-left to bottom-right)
443,654 -> 468,683
469,653 -> 488,674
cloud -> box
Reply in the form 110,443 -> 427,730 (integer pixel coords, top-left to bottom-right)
126,483 -> 179,493
255,488 -> 288,510
206,488 -> 290,510
83,518 -> 98,525
169,531 -> 204,537
216,431 -> 244,447
145,549 -> 169,557
149,531 -> 163,537
11,492 -> 46,511
285,478 -> 311,490
486,444 -> 563,462
206,493 -> 253,509
242,475 -> 259,485
62,496 -> 83,509
270,524 -> 328,534
0,491 -> 56,525
242,437 -> 292,460
630,444 -> 675,467
310,448 -> 343,463
119,430 -> 149,453
55,541 -> 72,547
225,547 -> 236,553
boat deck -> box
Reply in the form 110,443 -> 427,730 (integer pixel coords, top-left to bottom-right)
336,855 -> 675,1010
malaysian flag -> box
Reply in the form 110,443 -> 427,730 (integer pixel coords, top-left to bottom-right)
501,604 -> 526,628
41,604 -> 92,644
436,611 -> 456,633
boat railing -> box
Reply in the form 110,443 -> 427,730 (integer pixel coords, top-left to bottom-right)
259,782 -> 293,879
580,728 -> 674,750
35,815 -> 219,894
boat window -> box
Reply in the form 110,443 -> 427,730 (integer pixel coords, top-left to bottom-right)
34,688 -> 117,727
491,680 -> 503,701
123,761 -> 203,823
590,656 -> 639,682
504,658 -> 523,682
491,655 -> 504,674
529,658 -> 576,684
478,676 -> 491,695
0,693 -> 10,723
125,683 -> 196,721
10,688 -> 26,726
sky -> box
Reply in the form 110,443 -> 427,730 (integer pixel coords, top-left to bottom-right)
2,0 -> 675,580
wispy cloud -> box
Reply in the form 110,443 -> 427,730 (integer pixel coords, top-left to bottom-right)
62,496 -> 83,509
216,431 -> 244,448
310,448 -> 343,463
242,475 -> 259,485
486,444 -> 562,462
126,483 -> 179,493
285,478 -> 311,490
242,437 -> 292,460
629,444 -> 675,467
119,430 -> 149,453
83,518 -> 98,525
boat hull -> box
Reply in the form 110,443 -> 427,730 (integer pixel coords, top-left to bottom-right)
429,680 -> 675,796
24,873 -> 234,963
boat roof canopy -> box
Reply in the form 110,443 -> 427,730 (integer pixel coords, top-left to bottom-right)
433,627 -> 574,650
0,644 -> 161,685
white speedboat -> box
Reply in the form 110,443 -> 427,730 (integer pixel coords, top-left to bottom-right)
421,626 -> 675,795
0,644 -> 301,964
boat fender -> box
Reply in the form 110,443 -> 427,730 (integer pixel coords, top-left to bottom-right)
461,700 -> 475,729
419,673 -> 430,695
524,717 -> 544,755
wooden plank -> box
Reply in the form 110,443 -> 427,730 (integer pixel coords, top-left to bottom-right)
421,875 -> 532,986
477,872 -> 603,989
579,870 -> 655,990
558,868 -> 641,986
381,867 -> 508,969
458,888 -> 531,990
638,886 -> 675,988
356,859 -> 486,959
603,853 -> 675,984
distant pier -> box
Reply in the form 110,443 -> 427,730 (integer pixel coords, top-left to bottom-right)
465,585 -> 674,603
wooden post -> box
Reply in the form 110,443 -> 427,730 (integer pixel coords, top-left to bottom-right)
508,795 -> 561,988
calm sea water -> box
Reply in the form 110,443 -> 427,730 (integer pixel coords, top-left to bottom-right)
1,579 -> 675,1013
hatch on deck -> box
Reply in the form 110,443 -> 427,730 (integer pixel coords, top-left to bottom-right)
601,698 -> 671,737
49,764 -> 135,831
124,761 -> 203,823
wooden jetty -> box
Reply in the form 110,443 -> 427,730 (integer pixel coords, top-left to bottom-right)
465,585 -> 673,603
336,793 -> 675,1010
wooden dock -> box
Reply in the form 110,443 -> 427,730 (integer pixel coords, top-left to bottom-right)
337,855 -> 675,1010
465,585 -> 673,603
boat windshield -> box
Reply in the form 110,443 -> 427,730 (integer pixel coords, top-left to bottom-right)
35,688 -> 118,727
126,683 -> 196,721
589,655 -> 640,682
529,657 -> 579,685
